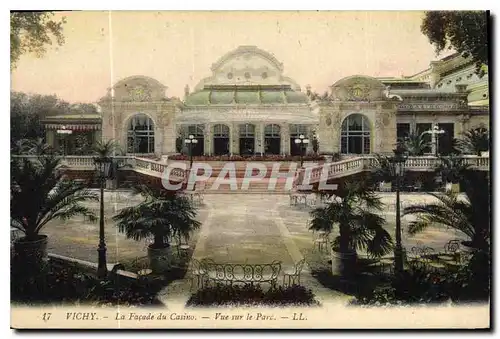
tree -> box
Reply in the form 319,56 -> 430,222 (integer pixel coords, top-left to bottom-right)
308,179 -> 393,278
11,152 -> 98,241
421,11 -> 488,75
371,153 -> 395,184
454,127 -> 489,155
397,132 -> 431,156
113,185 -> 201,250
10,11 -> 66,68
10,91 -> 71,146
436,154 -> 471,184
403,170 -> 489,252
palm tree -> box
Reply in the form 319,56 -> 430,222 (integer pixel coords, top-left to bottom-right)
436,153 -> 471,185
398,132 -> 431,156
11,137 -> 55,156
309,179 -> 393,278
11,152 -> 98,267
92,139 -> 128,183
403,170 -> 489,252
455,127 -> 489,156
113,185 -> 201,271
371,153 -> 395,187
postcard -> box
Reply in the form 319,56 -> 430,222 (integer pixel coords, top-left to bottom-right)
10,10 -> 490,329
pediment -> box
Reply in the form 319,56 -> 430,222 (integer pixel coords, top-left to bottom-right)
330,75 -> 386,102
110,76 -> 167,102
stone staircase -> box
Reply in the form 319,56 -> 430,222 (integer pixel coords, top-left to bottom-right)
13,154 -> 489,193
199,177 -> 294,194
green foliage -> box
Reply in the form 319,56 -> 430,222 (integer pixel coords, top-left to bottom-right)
403,171 -> 490,252
371,153 -> 395,183
352,249 -> 490,305
10,152 -> 98,239
421,11 -> 488,75
186,284 -> 319,307
11,262 -> 164,306
309,179 -> 393,276
397,132 -> 431,156
11,11 -> 66,68
113,185 -> 201,248
436,154 -> 471,184
454,127 -> 489,155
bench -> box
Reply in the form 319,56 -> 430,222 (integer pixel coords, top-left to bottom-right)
199,259 -> 282,288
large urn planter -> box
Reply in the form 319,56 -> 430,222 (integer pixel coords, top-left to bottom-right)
445,182 -> 460,193
147,244 -> 172,274
13,235 -> 48,270
331,248 -> 357,279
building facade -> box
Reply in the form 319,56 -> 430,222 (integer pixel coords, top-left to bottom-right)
43,45 -> 490,157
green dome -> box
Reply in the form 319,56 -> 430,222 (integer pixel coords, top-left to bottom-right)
260,90 -> 284,104
185,91 -> 210,105
285,90 -> 309,103
236,91 -> 260,104
184,86 -> 309,106
210,91 -> 234,104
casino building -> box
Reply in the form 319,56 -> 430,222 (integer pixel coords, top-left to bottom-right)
42,45 -> 489,157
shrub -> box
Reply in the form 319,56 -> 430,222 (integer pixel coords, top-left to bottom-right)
186,284 -> 319,307
11,261 -> 165,306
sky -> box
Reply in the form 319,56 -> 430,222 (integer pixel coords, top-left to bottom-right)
10,11 -> 453,104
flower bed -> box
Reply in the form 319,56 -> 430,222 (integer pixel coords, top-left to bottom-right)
169,154 -> 325,162
186,284 -> 320,307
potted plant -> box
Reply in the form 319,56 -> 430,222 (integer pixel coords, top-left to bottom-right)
437,154 -> 471,193
113,185 -> 201,274
454,127 -> 489,156
371,153 -> 394,192
397,132 -> 432,156
309,180 -> 393,280
11,150 -> 98,272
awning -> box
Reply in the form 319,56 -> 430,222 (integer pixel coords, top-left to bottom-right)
44,124 -> 101,131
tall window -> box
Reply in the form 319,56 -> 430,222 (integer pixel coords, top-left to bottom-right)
239,124 -> 255,155
416,123 -> 432,154
127,114 -> 154,154
289,124 -> 308,156
213,124 -> 230,155
264,124 -> 281,155
397,123 -> 410,141
438,123 -> 455,155
340,114 -> 371,154
184,124 -> 205,156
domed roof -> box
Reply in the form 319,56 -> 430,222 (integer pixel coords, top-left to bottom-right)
184,85 -> 309,106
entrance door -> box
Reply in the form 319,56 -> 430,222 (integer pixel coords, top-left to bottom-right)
240,138 -> 255,155
239,123 -> 256,155
213,124 -> 230,155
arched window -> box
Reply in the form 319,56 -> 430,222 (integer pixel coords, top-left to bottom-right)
213,124 -> 230,155
239,124 -> 255,155
264,124 -> 281,155
289,124 -> 308,156
183,124 -> 205,156
127,114 -> 154,154
340,114 -> 371,154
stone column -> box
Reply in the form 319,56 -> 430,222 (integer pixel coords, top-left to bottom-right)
232,123 -> 239,155
306,125 -> 314,154
259,123 -> 266,154
204,122 -> 212,155
46,130 -> 55,148
281,123 -> 289,155
254,123 -> 262,155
